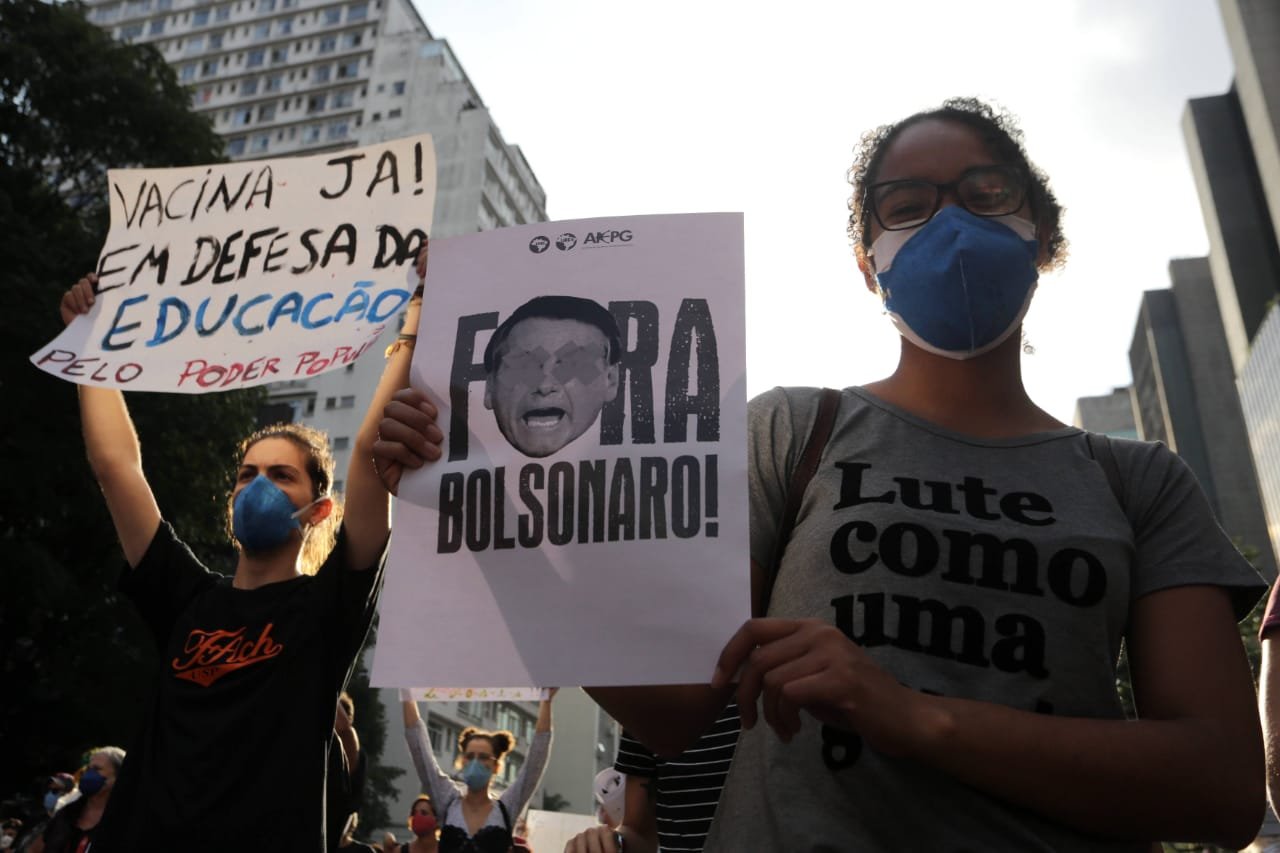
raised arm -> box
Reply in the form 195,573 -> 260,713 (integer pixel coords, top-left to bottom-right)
401,696 -> 458,810
62,275 -> 161,567
341,244 -> 441,569
499,691 -> 556,817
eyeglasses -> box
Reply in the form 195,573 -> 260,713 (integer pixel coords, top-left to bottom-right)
866,165 -> 1028,232
463,752 -> 496,763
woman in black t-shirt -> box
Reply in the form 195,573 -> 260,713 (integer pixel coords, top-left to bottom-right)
56,246 -> 440,853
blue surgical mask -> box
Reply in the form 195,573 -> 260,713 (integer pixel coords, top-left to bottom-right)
870,205 -> 1039,359
78,769 -> 107,796
43,791 -> 59,812
461,759 -> 493,791
232,475 -> 315,553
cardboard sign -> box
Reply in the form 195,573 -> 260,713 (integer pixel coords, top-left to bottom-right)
31,135 -> 435,392
372,214 -> 749,688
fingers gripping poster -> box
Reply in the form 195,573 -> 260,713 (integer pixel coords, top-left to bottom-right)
372,214 -> 749,688
31,135 -> 435,392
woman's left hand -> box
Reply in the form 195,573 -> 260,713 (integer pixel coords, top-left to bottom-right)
712,617 -> 928,754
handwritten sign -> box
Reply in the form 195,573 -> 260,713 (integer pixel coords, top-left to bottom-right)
31,135 -> 435,392
372,214 -> 749,688
402,687 -> 550,703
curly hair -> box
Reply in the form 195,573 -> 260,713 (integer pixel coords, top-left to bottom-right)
847,97 -> 1067,271
225,422 -> 343,575
457,726 -> 516,772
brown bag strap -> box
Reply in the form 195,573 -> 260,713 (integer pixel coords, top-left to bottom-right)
759,388 -> 841,617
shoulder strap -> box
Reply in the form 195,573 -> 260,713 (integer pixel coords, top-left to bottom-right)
760,388 -> 841,617
496,799 -> 511,832
1085,432 -> 1131,525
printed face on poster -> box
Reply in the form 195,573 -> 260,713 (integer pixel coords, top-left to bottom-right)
30,135 -> 435,392
372,213 -> 749,689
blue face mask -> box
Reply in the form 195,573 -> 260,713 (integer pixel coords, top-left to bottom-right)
461,759 -> 493,791
78,768 -> 107,796
870,205 -> 1040,359
43,791 -> 60,812
232,475 -> 313,554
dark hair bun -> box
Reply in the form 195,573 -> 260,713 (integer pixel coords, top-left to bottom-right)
490,731 -> 515,758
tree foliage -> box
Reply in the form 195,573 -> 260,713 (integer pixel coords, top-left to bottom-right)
0,0 -> 256,809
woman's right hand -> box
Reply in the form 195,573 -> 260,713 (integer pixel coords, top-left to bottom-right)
61,273 -> 97,326
373,387 -> 443,495
564,825 -> 621,853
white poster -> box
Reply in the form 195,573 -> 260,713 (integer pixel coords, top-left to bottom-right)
31,135 -> 435,392
372,214 -> 749,688
402,686 -> 549,703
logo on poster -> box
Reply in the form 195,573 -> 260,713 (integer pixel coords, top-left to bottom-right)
529,236 -> 550,254
583,230 -> 633,247
555,233 -> 577,251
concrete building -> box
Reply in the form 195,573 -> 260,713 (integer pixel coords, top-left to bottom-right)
1127,259 -> 1276,578
83,0 -> 617,829
1073,387 -> 1137,438
1182,88 -> 1280,375
1240,307 -> 1280,575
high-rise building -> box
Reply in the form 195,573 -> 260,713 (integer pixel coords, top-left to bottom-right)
1183,88 -> 1280,375
1073,387 -> 1137,438
1127,259 -> 1276,578
84,0 -> 618,829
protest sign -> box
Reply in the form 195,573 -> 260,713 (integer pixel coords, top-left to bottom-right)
31,135 -> 435,392
372,213 -> 748,688
402,687 -> 550,703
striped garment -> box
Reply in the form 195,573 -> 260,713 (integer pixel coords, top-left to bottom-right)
613,702 -> 740,853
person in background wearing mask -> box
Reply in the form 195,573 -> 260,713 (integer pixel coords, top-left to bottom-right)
2,819 -> 23,851
400,692 -> 554,853
373,102 -> 1267,850
382,796 -> 438,853
29,747 -> 124,853
43,776 -> 74,818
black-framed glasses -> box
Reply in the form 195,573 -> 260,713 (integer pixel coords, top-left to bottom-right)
867,164 -> 1028,232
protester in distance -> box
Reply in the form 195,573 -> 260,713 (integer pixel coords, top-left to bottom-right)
27,747 -> 124,853
329,691 -> 367,853
592,768 -> 626,828
382,795 -> 439,853
54,243 -> 438,852
1,820 -> 22,851
331,811 -> 379,853
371,101 -> 1267,850
401,693 -> 554,853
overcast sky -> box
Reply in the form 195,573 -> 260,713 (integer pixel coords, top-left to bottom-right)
412,0 -> 1236,422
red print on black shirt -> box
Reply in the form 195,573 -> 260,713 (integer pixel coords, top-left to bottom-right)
171,622 -> 283,686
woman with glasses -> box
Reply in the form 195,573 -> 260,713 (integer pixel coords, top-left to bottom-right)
375,99 -> 1266,851
400,692 -> 554,853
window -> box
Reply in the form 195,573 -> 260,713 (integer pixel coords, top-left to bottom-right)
240,77 -> 258,95
392,80 -> 405,95
259,0 -> 276,10
324,396 -> 336,410
148,18 -> 165,34
313,64 -> 331,83
214,4 -> 230,20
331,89 -> 353,108
200,59 -> 218,76
208,31 -> 223,48
227,137 -> 246,156
327,120 -> 349,140
120,23 -> 143,40
264,73 -> 283,91
258,103 -> 276,121
340,31 -> 362,48
338,395 -> 355,408
192,8 -> 209,25
253,21 -> 270,38
179,62 -> 197,82
246,49 -> 265,67
197,86 -> 213,104
270,48 -> 287,63
157,0 -> 172,10
387,107 -> 401,119
347,2 -> 367,20
303,125 -> 321,143
307,93 -> 326,113
336,60 -> 359,78
332,436 -> 350,450
318,35 -> 336,53
185,34 -> 205,52
370,111 -> 380,122
323,7 -> 341,24
278,17 -> 292,33
251,133 -> 270,153
233,109 -> 252,126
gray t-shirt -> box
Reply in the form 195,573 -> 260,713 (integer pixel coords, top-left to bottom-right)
704,387 -> 1265,853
